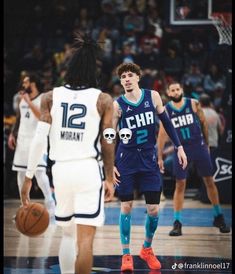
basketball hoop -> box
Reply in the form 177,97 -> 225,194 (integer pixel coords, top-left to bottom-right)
210,12 -> 232,45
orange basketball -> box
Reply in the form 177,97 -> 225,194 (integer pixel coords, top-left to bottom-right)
15,202 -> 49,237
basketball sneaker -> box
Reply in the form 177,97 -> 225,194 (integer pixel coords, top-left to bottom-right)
213,214 -> 230,233
169,220 -> 182,236
139,246 -> 161,270
121,254 -> 134,272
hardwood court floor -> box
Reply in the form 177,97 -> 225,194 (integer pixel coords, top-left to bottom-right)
4,198 -> 232,273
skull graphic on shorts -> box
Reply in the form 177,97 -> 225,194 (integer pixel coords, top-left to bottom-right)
119,128 -> 132,144
103,128 -> 116,144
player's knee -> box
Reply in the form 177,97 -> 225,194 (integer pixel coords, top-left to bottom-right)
146,204 -> 159,216
62,225 -> 76,238
78,236 -> 93,251
35,170 -> 48,181
175,180 -> 186,191
121,201 -> 133,213
203,176 -> 215,188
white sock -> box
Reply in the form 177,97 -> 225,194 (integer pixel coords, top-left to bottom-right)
59,224 -> 77,274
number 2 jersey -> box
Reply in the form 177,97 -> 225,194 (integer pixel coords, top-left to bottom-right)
117,89 -> 157,149
115,89 -> 159,175
165,97 -> 205,147
49,85 -> 102,161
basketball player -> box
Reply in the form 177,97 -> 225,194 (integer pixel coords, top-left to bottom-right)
8,73 -> 55,215
21,33 -> 115,274
113,63 -> 187,271
157,82 -> 230,236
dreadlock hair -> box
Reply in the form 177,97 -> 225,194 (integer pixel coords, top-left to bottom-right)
64,32 -> 102,89
116,63 -> 141,78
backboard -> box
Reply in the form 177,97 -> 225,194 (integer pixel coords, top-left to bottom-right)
170,0 -> 213,25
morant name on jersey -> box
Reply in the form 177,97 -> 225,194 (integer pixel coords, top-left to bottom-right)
60,130 -> 84,141
171,113 -> 194,128
125,111 -> 155,129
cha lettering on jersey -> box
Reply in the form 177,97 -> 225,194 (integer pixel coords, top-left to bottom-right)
171,113 -> 194,128
125,111 -> 154,129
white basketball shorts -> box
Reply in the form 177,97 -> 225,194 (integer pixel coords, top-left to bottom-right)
12,135 -> 47,171
52,158 -> 105,227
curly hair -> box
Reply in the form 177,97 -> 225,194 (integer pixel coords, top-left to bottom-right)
116,63 -> 141,78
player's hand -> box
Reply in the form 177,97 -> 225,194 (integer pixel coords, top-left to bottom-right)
158,158 -> 165,173
104,180 -> 115,202
21,92 -> 31,104
21,177 -> 32,208
8,133 -> 16,150
113,166 -> 120,185
177,146 -> 187,170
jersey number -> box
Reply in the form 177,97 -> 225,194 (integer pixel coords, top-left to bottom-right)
180,127 -> 190,140
25,111 -> 30,118
137,129 -> 148,144
61,103 -> 87,129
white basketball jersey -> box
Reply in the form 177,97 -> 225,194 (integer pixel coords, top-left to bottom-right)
49,86 -> 102,161
18,94 -> 42,138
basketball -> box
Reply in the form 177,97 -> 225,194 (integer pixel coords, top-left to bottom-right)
15,203 -> 49,237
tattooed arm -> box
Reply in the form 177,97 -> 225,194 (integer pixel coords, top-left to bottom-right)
97,92 -> 115,182
192,99 -> 209,146
39,91 -> 53,124
97,92 -> 115,201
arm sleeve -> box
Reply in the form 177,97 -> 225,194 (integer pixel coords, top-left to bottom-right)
158,110 -> 181,148
25,121 -> 51,179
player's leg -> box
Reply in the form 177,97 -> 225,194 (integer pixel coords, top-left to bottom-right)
17,171 -> 26,199
203,176 -> 219,205
144,193 -> 160,248
196,145 -> 230,233
116,174 -> 135,271
173,179 -> 187,219
169,152 -> 188,236
35,170 -> 55,216
51,160 -> 78,273
120,200 -> 133,253
71,159 -> 104,273
140,192 -> 161,270
59,224 -> 77,274
169,179 -> 186,236
138,170 -> 162,270
75,224 -> 96,274
203,176 -> 230,233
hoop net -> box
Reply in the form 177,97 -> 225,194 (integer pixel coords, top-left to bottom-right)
210,12 -> 232,45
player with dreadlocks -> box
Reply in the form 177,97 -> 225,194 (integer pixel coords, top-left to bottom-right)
21,32 -> 115,274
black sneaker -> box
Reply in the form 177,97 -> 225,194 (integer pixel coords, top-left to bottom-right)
213,214 -> 230,233
169,220 -> 182,236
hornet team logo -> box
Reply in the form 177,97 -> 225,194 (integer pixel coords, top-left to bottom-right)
103,128 -> 116,144
213,157 -> 232,182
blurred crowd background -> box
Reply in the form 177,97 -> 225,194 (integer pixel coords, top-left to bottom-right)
4,0 -> 232,200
